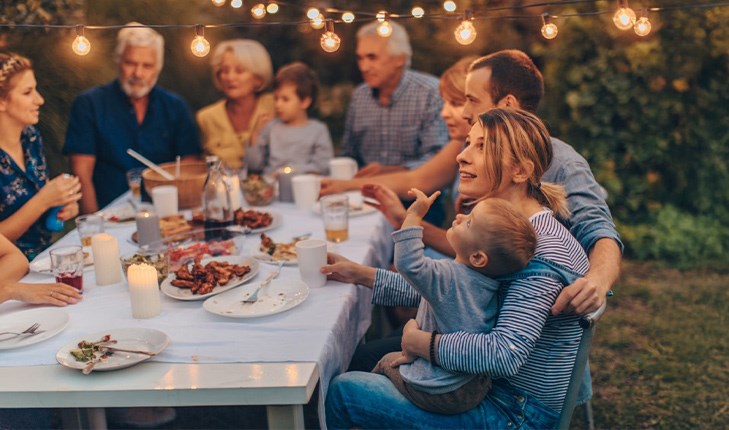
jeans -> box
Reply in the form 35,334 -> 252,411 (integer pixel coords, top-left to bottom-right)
326,372 -> 558,429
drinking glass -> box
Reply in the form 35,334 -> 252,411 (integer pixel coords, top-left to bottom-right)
126,167 -> 145,202
76,214 -> 105,247
50,246 -> 84,291
320,194 -> 349,243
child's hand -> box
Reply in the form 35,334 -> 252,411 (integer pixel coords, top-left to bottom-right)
406,188 -> 441,220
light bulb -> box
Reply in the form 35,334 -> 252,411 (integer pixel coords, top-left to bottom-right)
251,3 -> 266,19
191,36 -> 211,57
310,13 -> 325,30
212,0 -> 226,6
342,11 -> 355,23
320,31 -> 341,53
412,7 -> 425,18
72,35 -> 91,56
306,7 -> 320,20
443,1 -> 457,12
376,11 -> 387,22
613,7 -> 636,30
634,16 -> 651,36
454,20 -> 476,45
266,2 -> 278,14
541,23 -> 558,39
377,21 -> 393,37
231,0 -> 242,8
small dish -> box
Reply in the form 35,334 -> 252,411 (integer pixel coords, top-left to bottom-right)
56,328 -> 169,372
0,308 -> 70,350
160,255 -> 259,301
203,279 -> 309,318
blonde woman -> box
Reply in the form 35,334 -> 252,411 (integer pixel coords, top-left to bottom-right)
196,39 -> 274,169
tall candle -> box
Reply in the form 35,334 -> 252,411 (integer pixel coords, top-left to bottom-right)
91,233 -> 122,285
278,165 -> 295,203
227,174 -> 242,211
127,263 -> 161,319
135,210 -> 161,246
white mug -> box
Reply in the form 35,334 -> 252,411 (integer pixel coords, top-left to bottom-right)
291,174 -> 321,210
151,185 -> 178,218
329,157 -> 358,180
295,239 -> 327,288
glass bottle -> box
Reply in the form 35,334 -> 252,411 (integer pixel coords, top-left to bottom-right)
202,155 -> 233,240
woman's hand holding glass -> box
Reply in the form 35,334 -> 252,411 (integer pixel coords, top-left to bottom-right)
37,174 -> 81,209
3,282 -> 81,306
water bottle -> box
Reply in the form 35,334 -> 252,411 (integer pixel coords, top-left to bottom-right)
45,206 -> 64,232
202,155 -> 233,241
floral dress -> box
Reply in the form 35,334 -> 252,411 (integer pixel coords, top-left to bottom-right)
0,126 -> 51,259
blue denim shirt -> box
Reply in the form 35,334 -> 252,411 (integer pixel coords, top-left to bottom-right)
0,126 -> 51,259
63,80 -> 201,208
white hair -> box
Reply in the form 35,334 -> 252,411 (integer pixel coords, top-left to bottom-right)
210,39 -> 273,92
357,20 -> 412,69
113,22 -> 164,71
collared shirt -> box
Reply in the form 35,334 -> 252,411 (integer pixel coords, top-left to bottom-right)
0,126 -> 51,259
341,70 -> 448,169
63,80 -> 201,208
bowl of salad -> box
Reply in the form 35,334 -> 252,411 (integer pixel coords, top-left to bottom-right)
241,174 -> 276,206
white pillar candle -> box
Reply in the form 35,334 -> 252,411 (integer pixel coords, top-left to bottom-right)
91,233 -> 122,286
135,210 -> 162,246
227,174 -> 242,211
278,165 -> 295,203
127,263 -> 162,319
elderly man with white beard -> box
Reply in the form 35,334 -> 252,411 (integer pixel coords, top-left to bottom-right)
64,22 -> 200,214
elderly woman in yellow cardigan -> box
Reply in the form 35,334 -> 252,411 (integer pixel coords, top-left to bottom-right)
196,39 -> 274,170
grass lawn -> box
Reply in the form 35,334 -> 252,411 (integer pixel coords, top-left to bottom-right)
573,260 -> 729,429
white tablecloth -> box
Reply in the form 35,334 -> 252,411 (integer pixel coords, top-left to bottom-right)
0,196 -> 394,426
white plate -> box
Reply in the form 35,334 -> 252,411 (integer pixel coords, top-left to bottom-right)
312,198 -> 378,217
56,328 -> 169,372
29,250 -> 94,275
203,279 -> 309,319
160,255 -> 259,301
97,205 -> 136,224
245,209 -> 283,234
253,252 -> 298,266
0,308 -> 70,350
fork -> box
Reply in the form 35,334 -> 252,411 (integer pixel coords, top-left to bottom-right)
242,261 -> 284,304
0,323 -> 44,340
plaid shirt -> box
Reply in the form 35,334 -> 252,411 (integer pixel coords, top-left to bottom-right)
341,70 -> 448,169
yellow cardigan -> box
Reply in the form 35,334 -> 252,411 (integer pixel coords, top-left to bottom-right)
195,93 -> 275,170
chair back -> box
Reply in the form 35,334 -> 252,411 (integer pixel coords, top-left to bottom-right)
556,301 -> 607,430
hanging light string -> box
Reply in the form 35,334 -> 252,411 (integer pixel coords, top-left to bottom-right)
1,0 -> 728,54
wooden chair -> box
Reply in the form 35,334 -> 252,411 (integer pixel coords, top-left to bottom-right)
556,301 -> 607,430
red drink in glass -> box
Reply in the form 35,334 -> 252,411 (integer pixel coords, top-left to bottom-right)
56,273 -> 83,291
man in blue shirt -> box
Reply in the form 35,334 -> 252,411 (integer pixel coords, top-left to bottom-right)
342,20 -> 448,178
64,23 -> 200,213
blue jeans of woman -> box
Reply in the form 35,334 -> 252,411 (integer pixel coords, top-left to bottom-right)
326,372 -> 558,429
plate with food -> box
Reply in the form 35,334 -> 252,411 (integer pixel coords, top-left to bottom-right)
203,278 -> 309,319
163,237 -> 239,272
55,328 -> 169,374
254,233 -> 298,266
29,250 -> 94,274
96,204 -> 137,224
233,208 -> 282,234
160,254 -> 259,301
0,308 -> 70,350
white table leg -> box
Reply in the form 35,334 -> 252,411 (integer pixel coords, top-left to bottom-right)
85,408 -> 107,430
266,405 -> 304,429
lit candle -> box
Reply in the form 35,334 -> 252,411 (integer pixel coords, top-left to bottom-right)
127,263 -> 161,319
278,165 -> 295,202
135,210 -> 161,246
91,233 -> 122,286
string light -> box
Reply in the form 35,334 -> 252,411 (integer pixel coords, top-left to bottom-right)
266,2 -> 278,14
211,0 -> 226,7
320,20 -> 341,53
443,1 -> 457,13
376,10 -> 387,22
454,10 -> 477,45
613,0 -> 637,30
306,7 -> 320,20
190,25 -> 211,57
310,13 -> 325,30
412,6 -> 425,18
71,25 -> 91,56
541,13 -> 559,40
230,0 -> 243,9
251,3 -> 266,19
377,12 -> 393,38
634,8 -> 652,36
342,11 -> 355,23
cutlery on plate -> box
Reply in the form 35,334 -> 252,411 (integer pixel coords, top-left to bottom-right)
0,323 -> 44,341
99,346 -> 156,357
291,232 -> 312,242
242,261 -> 284,304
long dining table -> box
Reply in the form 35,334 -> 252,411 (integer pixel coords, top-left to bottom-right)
0,193 -> 394,429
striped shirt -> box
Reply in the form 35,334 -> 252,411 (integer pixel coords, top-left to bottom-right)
341,70 -> 448,169
372,209 -> 589,411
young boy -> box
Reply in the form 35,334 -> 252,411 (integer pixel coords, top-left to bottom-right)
372,188 -> 537,415
247,62 -> 333,175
